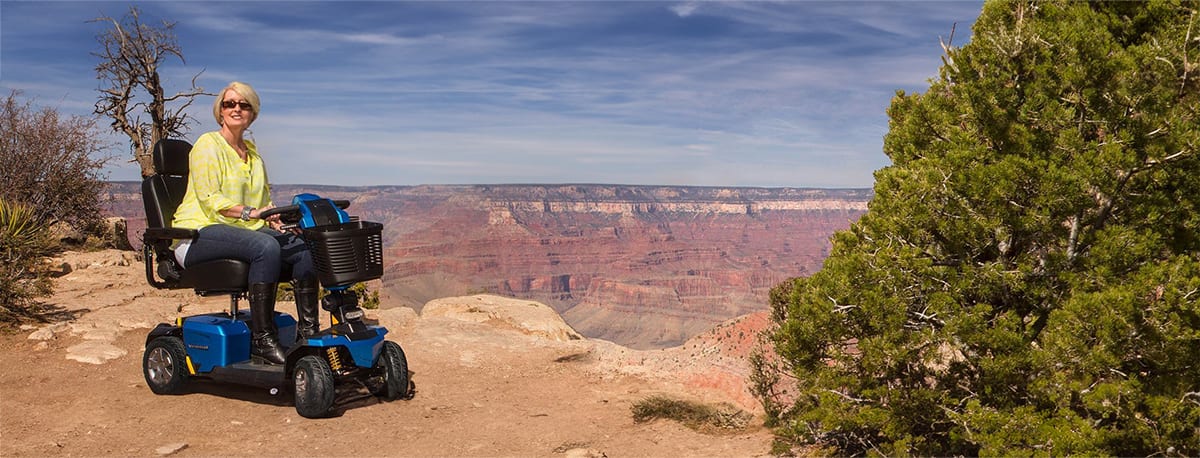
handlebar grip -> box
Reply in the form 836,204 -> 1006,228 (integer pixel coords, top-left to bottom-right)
258,204 -> 299,220
258,199 -> 350,221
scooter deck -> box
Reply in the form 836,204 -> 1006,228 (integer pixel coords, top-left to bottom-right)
205,360 -> 286,389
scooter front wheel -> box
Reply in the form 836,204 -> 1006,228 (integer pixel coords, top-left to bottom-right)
293,355 -> 335,418
375,340 -> 411,400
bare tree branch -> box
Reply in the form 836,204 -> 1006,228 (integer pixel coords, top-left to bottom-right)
91,6 -> 211,178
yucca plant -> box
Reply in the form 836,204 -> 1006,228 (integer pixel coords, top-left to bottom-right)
0,197 -> 55,325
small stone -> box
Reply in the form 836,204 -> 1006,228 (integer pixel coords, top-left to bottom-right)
77,326 -> 121,342
155,442 -> 188,456
28,323 -> 69,341
563,448 -> 606,458
28,327 -> 57,341
119,319 -> 156,330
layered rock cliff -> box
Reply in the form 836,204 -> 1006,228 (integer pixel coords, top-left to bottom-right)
105,183 -> 870,349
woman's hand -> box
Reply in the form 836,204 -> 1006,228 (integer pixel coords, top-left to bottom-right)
250,204 -> 276,221
252,204 -> 286,231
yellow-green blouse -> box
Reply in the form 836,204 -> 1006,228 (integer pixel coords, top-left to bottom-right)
171,131 -> 272,231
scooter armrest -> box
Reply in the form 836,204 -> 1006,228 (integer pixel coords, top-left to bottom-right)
143,227 -> 198,242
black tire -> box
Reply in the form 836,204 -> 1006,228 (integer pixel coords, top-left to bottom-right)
293,354 -> 336,418
143,336 -> 189,395
375,340 -> 410,400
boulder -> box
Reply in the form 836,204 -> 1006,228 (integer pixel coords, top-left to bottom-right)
103,216 -> 134,251
422,294 -> 583,342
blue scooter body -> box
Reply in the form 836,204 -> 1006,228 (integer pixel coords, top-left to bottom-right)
177,314 -> 386,371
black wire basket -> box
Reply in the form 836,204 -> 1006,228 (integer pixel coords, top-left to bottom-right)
303,221 -> 384,288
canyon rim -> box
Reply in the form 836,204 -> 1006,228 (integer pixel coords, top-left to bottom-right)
106,183 -> 870,349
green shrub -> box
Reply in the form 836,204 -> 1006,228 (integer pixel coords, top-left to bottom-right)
278,281 -> 379,309
351,282 -> 380,309
0,91 -> 111,235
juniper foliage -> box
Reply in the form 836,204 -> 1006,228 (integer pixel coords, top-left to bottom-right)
763,1 -> 1200,455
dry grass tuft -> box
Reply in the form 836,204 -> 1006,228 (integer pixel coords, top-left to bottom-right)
630,395 -> 753,433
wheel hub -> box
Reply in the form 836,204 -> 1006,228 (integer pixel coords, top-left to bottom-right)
146,347 -> 175,385
295,369 -> 309,395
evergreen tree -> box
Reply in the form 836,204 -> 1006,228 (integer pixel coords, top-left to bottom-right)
765,1 -> 1200,454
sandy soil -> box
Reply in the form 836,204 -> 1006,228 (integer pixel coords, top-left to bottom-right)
0,251 -> 774,457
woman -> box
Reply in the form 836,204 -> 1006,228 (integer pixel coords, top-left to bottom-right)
170,81 -> 321,365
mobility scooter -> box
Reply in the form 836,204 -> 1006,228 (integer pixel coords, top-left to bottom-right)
139,139 -> 410,418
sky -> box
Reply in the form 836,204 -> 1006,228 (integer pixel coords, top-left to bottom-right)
1,1 -> 982,188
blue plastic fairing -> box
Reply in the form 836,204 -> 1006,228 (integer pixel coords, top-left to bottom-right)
182,313 -> 296,372
292,193 -> 351,229
300,326 -> 388,368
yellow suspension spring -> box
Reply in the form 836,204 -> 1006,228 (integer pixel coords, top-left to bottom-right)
326,347 -> 343,371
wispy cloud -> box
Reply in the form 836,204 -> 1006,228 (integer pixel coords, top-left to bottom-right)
670,2 -> 700,18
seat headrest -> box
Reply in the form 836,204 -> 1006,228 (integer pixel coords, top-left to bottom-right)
153,139 -> 192,176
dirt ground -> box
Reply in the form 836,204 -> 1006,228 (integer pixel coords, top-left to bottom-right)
0,251 -> 775,457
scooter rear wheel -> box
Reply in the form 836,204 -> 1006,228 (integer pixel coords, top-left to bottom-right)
143,336 -> 189,395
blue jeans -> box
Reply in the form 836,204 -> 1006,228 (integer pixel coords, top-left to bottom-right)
183,225 -> 315,284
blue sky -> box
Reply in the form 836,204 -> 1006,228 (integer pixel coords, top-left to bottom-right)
1,1 -> 982,187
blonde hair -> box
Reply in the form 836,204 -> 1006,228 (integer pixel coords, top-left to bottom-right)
212,81 -> 261,126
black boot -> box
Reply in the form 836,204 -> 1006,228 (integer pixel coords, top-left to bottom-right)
249,282 -> 286,365
293,276 -> 321,340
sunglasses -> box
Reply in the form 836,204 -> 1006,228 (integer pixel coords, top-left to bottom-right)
221,100 -> 254,111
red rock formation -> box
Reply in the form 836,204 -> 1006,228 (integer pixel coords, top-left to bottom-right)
353,184 -> 868,349
105,182 -> 869,349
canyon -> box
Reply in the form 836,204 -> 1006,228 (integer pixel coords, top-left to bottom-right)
105,183 -> 870,349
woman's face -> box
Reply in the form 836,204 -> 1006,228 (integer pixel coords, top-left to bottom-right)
220,89 -> 256,130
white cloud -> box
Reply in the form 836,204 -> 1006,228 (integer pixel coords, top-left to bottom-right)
670,2 -> 700,18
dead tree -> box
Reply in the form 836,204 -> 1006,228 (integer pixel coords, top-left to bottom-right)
92,6 -> 208,179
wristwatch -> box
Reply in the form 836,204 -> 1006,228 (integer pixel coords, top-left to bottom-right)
240,206 -> 255,221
